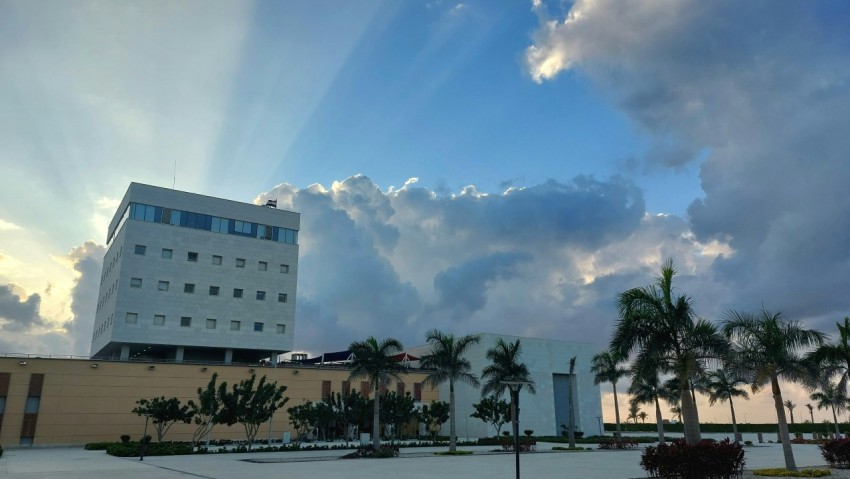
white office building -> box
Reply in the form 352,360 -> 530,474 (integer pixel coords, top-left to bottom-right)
409,333 -> 603,438
90,183 -> 299,364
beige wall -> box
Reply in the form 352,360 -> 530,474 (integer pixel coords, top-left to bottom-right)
0,358 -> 437,447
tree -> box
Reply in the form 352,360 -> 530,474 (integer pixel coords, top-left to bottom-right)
287,401 -> 317,445
470,396 -> 510,437
627,401 -> 640,424
325,391 -> 369,445
480,338 -> 536,443
638,411 -> 648,423
810,381 -> 850,435
132,396 -> 193,442
613,259 -> 729,444
419,401 -> 450,439
348,336 -> 406,449
723,308 -> 825,471
784,400 -> 797,424
704,369 -> 749,444
187,373 -> 226,449
591,351 -> 628,437
807,317 -> 850,392
419,330 -> 481,451
315,400 -> 337,441
380,391 -> 417,443
806,403 -> 815,423
628,365 -> 669,443
218,374 -> 289,450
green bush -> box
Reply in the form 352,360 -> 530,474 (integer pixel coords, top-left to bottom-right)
105,442 -> 192,457
340,445 -> 399,459
641,439 -> 745,479
84,442 -> 114,450
434,450 -> 473,456
0,444 -> 4,458
753,468 -> 831,477
820,437 -> 850,468
120,434 -> 131,444
598,438 -> 639,450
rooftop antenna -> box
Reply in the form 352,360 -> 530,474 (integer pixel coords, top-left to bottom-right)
172,159 -> 176,189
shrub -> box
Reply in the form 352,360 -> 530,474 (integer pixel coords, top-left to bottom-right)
524,430 -> 534,437
552,446 -> 589,452
106,442 -> 192,457
641,439 -> 745,479
120,434 -> 131,444
0,444 -> 3,458
744,441 -> 753,446
434,450 -> 473,456
84,442 -> 114,450
753,468 -> 831,477
820,437 -> 850,468
341,445 -> 400,459
598,438 -> 639,450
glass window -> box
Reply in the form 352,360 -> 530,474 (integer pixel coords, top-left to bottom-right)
0,396 -> 6,413
209,286 -> 220,296
158,281 -> 169,291
135,244 -> 146,255
154,314 -> 165,326
144,204 -> 155,222
206,318 -> 217,329
180,317 -> 192,327
278,293 -> 288,303
280,264 -> 290,274
187,252 -> 198,262
236,258 -> 245,268
212,255 -> 222,265
256,291 -> 266,301
162,248 -> 172,259
233,288 -> 243,298
170,209 -> 181,226
184,283 -> 195,294
24,396 -> 40,414
259,261 -> 267,271
276,324 -> 286,334
130,278 -> 142,288
231,320 -> 241,331
254,322 -> 264,332
125,312 -> 138,324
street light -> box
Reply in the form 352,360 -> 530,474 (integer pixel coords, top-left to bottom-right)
502,380 -> 532,479
597,416 -> 603,436
139,415 -> 150,461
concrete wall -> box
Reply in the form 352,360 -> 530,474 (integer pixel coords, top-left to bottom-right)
0,357 -> 438,447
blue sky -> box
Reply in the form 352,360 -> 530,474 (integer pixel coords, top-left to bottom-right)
1,0 -> 849,423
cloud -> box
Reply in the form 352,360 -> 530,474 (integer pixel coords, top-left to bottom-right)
0,284 -> 45,332
0,219 -> 21,231
525,1 -> 850,331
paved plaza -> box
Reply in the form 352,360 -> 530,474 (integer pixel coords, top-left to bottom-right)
0,439 -> 837,479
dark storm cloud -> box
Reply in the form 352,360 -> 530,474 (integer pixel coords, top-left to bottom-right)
0,284 -> 44,332
526,0 -> 850,331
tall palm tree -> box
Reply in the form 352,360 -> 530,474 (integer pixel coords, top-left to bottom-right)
348,336 -> 406,449
638,411 -> 648,423
481,338 -> 536,442
704,369 -> 749,444
613,259 -> 729,444
419,330 -> 481,452
784,400 -> 797,424
591,350 -> 628,437
628,365 -> 668,443
807,317 -> 850,392
723,308 -> 825,471
806,403 -> 815,423
627,401 -> 640,424
810,381 -> 850,435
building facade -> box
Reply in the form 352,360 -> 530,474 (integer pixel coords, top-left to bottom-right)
409,333 -> 603,438
90,183 -> 300,364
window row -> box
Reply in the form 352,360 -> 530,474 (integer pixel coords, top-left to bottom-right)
130,278 -> 289,303
109,202 -> 298,246
123,312 -> 286,334
134,245 -> 290,273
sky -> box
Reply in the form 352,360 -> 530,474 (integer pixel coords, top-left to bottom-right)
1,0 -> 849,425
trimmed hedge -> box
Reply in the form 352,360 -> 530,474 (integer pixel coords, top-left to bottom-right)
641,438 -> 745,479
820,437 -> 850,469
341,445 -> 399,459
753,469 -> 831,477
105,442 -> 192,457
610,422 -> 848,435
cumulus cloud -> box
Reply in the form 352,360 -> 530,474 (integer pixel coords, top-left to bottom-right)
525,0 -> 850,331
0,284 -> 45,332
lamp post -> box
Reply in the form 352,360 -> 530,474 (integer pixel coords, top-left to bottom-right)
139,415 -> 150,461
596,416 -> 602,436
502,380 -> 532,479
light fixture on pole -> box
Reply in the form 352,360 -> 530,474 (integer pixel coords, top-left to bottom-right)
502,380 -> 532,479
597,416 -> 602,436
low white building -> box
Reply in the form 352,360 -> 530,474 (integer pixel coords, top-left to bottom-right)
410,333 -> 603,438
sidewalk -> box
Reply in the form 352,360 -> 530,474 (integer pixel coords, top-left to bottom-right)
0,441 -> 834,479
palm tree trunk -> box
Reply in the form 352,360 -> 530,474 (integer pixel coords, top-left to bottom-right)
612,382 -> 622,437
729,398 -> 739,444
449,381 -> 457,452
654,397 -> 665,443
680,380 -> 702,444
832,406 -> 840,435
373,380 -> 381,450
771,375 -> 796,471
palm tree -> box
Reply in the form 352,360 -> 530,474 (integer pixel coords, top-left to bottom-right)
806,403 -> 815,423
613,259 -> 729,444
481,338 -> 536,443
627,401 -> 640,424
670,404 -> 683,423
807,317 -> 850,392
348,336 -> 406,449
704,369 -> 749,444
591,350 -> 628,437
419,330 -> 481,452
784,400 -> 796,424
810,381 -> 850,435
638,411 -> 648,423
723,308 -> 825,471
628,366 -> 669,443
